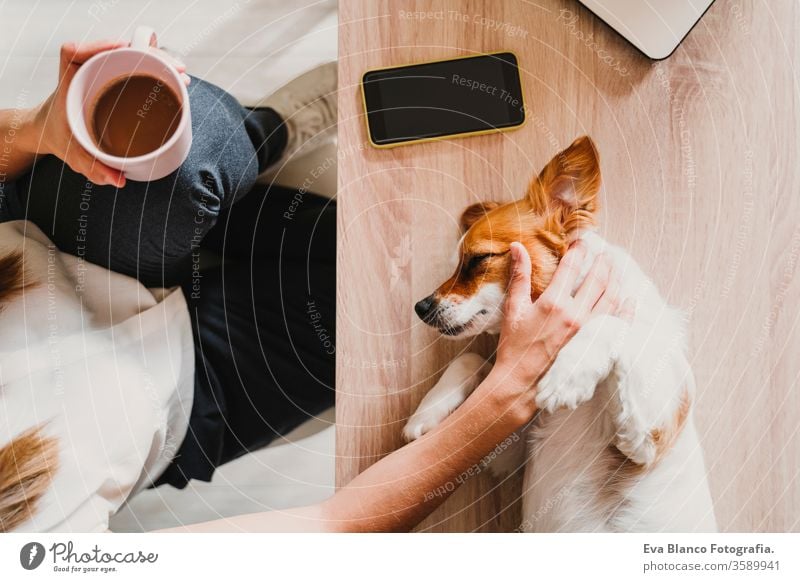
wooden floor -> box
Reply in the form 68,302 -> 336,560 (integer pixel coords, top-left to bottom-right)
336,0 -> 800,532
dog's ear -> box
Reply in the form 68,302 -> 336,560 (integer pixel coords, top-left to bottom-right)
527,136 -> 600,235
460,201 -> 501,232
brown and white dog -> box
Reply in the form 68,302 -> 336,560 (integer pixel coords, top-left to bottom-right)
404,136 -> 717,532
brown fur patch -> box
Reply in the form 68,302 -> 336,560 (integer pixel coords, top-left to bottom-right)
435,204 -> 560,303
459,201 -> 501,232
0,251 -> 50,531
651,389 -> 691,462
0,251 -> 26,309
0,426 -> 59,532
527,135 -> 601,229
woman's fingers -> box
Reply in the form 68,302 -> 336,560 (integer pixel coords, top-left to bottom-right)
61,40 -> 127,67
139,47 -> 190,85
543,241 -> 586,304
591,269 -> 621,316
68,145 -> 125,187
59,40 -> 128,85
104,167 -> 126,188
152,48 -> 186,72
505,242 -> 533,323
574,253 -> 611,315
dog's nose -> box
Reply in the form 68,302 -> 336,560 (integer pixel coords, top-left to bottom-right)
414,295 -> 436,320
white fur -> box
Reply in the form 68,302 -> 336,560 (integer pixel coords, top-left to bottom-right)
402,353 -> 490,441
405,232 -> 717,532
434,282 -> 505,336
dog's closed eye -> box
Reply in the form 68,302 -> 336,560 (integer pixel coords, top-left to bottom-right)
465,253 -> 498,271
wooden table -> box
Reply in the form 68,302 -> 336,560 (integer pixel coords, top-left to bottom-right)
336,0 -> 800,532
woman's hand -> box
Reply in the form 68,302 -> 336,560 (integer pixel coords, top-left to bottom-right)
493,241 -> 634,398
20,38 -> 190,187
27,41 -> 128,187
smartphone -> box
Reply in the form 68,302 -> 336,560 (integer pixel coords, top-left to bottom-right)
361,52 -> 525,148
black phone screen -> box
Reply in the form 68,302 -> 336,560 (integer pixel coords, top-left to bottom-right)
362,52 -> 525,146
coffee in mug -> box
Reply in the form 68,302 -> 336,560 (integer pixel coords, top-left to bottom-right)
66,26 -> 192,181
90,74 -> 183,157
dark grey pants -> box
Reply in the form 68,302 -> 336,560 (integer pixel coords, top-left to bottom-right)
3,77 -> 336,488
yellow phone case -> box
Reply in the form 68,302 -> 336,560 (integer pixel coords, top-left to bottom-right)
361,51 -> 527,149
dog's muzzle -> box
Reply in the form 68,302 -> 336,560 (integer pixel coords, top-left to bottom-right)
414,294 -> 469,336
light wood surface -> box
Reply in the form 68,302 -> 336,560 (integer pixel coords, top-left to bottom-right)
336,0 -> 800,532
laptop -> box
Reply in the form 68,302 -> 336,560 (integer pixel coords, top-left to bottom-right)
577,0 -> 716,59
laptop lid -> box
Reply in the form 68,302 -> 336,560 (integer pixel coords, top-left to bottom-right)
577,0 -> 715,59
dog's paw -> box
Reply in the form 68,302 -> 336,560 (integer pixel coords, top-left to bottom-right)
403,408 -> 450,442
403,352 -> 490,442
535,361 -> 599,413
535,315 -> 626,413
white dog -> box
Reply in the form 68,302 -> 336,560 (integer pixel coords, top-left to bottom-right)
405,136 -> 717,532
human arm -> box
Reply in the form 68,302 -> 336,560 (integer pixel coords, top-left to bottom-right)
161,242 -> 629,532
0,105 -> 41,183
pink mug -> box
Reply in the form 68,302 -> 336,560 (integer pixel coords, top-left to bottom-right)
66,26 -> 192,182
